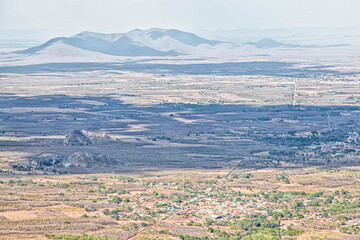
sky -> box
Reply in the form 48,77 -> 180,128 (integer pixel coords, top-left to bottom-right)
1,0 -> 360,32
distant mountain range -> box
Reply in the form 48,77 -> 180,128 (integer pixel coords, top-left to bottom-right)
197,26 -> 360,44
14,28 -> 225,57
244,38 -> 348,48
10,28 -> 352,59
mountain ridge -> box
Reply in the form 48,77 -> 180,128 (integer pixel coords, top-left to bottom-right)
15,28 -> 226,57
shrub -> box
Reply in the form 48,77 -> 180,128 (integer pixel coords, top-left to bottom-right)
282,226 -> 304,236
112,196 -> 122,204
103,208 -> 110,215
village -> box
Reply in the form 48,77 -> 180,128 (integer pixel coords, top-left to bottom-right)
2,167 -> 360,239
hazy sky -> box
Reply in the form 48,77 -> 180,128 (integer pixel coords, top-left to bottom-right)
1,0 -> 360,32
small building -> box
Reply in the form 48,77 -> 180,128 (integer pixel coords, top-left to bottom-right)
209,214 -> 222,220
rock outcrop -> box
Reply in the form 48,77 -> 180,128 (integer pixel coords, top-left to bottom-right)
63,130 -> 92,146
63,129 -> 113,146
28,153 -> 71,169
18,151 -> 116,171
68,152 -> 116,168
